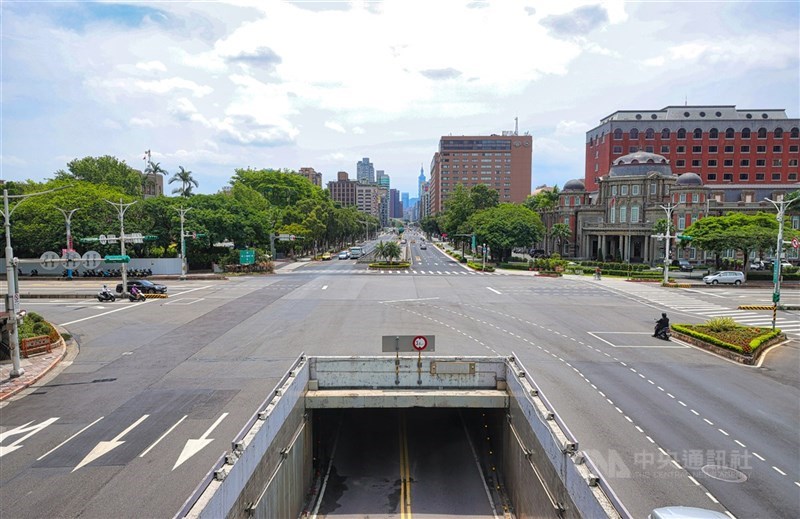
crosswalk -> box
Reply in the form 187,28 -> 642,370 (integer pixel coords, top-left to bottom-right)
287,268 -> 509,276
618,284 -> 800,337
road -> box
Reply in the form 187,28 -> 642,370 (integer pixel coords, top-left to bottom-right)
1,234 -> 798,518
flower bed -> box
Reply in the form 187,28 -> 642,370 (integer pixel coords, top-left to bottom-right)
368,262 -> 410,269
671,321 -> 784,364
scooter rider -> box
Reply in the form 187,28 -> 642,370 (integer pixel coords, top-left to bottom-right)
654,312 -> 670,337
101,284 -> 112,297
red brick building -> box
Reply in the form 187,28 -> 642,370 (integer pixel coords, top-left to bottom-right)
429,133 -> 532,214
585,105 -> 799,192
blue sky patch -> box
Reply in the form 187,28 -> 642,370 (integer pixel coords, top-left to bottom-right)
22,2 -> 168,32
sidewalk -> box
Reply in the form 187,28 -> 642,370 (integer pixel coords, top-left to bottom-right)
0,339 -> 67,401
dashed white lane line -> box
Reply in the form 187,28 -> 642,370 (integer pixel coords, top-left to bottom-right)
487,287 -> 502,295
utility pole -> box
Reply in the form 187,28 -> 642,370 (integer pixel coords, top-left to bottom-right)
56,207 -> 80,280
176,206 -> 192,280
4,185 -> 70,377
764,196 -> 799,330
659,203 -> 682,285
105,199 -> 137,295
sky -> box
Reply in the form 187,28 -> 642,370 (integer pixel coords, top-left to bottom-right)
2,0 -> 799,199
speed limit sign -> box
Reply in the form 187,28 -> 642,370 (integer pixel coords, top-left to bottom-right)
792,236 -> 799,249
412,336 -> 428,351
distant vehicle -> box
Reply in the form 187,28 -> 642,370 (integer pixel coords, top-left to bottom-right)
671,258 -> 693,272
321,252 -> 332,261
648,506 -> 729,519
338,251 -> 349,260
349,246 -> 363,259
703,271 -> 745,285
401,239 -> 407,244
116,279 -> 167,294
528,248 -> 548,258
420,243 -> 427,250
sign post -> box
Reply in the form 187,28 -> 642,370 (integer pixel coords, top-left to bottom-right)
381,335 -> 435,386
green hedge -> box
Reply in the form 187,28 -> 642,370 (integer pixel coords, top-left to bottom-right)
369,262 -> 411,269
19,312 -> 56,340
498,262 -> 532,270
747,270 -> 800,281
671,323 -> 782,355
578,260 -> 650,271
467,261 -> 495,272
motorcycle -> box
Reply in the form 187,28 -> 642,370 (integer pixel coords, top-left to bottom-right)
97,291 -> 116,302
128,291 -> 146,302
654,321 -> 671,341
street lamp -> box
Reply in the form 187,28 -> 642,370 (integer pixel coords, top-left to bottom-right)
764,196 -> 799,330
56,207 -> 80,280
659,203 -> 682,285
176,206 -> 192,280
105,199 -> 137,295
3,185 -> 70,377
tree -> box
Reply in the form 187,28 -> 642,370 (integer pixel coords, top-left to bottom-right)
169,166 -> 199,197
466,204 -> 545,262
524,186 -> 560,212
54,156 -> 143,197
469,184 -> 499,211
550,223 -> 571,254
145,161 -> 167,177
383,241 -> 402,264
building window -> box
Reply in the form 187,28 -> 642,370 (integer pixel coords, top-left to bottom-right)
741,145 -> 750,153
677,145 -> 686,153
791,127 -> 799,138
631,205 -> 640,222
709,128 -> 719,138
661,145 -> 670,153
756,159 -> 766,167
775,127 -> 784,138
723,173 -> 733,181
676,159 -> 686,167
756,172 -> 765,181
691,145 -> 701,153
740,159 -> 750,167
679,193 -> 686,203
693,128 -> 703,139
610,207 -> 616,223
632,185 -> 640,195
614,129 -> 623,140
645,129 -> 655,139
619,206 -> 628,223
678,216 -> 686,230
691,159 -> 701,167
725,128 -> 735,139
650,183 -> 657,195
630,128 -> 639,139
612,146 -> 622,154
772,172 -> 782,181
692,193 -> 699,203
790,172 -> 798,181
611,185 -> 618,195
724,145 -> 734,153
629,146 -> 639,153
740,173 -> 749,181
790,145 -> 799,152
677,128 -> 687,139
773,159 -> 783,167
742,128 -> 751,138
594,164 -> 599,172
621,185 -> 628,195
708,159 -> 718,167
708,173 -> 717,181
758,128 -> 767,139
709,145 -> 718,153
773,145 -> 782,153
789,159 -> 799,166
724,159 -> 734,167
563,216 -> 570,225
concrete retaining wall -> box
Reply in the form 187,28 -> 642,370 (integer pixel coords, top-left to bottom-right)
2,257 -> 183,276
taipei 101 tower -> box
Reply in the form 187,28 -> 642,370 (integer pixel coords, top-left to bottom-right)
417,164 -> 425,199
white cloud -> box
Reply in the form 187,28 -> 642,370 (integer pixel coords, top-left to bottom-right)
352,126 -> 365,135
136,60 -> 167,72
325,121 -> 347,133
130,117 -> 155,127
555,120 -> 591,136
135,77 -> 214,97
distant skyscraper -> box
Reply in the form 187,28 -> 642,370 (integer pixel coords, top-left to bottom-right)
357,157 -> 375,184
377,170 -> 390,188
401,192 -> 409,210
417,164 -> 426,200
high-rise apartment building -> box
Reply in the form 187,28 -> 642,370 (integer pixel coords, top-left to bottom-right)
428,133 -> 533,214
585,105 -> 800,191
377,170 -> 390,189
296,167 -> 322,187
401,192 -> 409,210
327,171 -> 357,207
357,157 -> 375,184
389,188 -> 402,218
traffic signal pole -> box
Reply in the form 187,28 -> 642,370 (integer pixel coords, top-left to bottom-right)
764,196 -> 799,330
659,203 -> 682,285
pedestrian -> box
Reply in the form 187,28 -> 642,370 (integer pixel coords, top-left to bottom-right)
594,266 -> 602,280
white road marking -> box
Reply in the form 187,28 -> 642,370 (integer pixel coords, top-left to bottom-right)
772,466 -> 787,476
322,285 -> 328,290
37,417 -> 104,461
173,412 -> 229,470
73,415 -> 149,472
0,417 -> 59,458
140,415 -> 187,457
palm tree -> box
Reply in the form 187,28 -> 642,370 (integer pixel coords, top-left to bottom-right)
384,241 -> 402,264
374,241 -> 387,262
550,223 -> 571,255
145,161 -> 167,176
169,166 -> 199,197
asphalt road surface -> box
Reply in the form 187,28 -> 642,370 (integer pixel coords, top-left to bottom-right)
1,237 -> 798,518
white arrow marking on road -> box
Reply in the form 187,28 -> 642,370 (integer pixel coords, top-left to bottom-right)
38,416 -> 104,461
0,418 -> 59,458
487,287 -> 502,295
139,415 -> 187,458
173,412 -> 229,470
72,415 -> 149,472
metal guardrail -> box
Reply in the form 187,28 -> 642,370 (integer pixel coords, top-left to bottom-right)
510,353 -> 579,449
232,352 -> 307,449
174,452 -> 227,519
583,451 -> 634,519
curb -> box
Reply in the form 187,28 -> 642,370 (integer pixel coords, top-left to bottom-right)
0,337 -> 67,401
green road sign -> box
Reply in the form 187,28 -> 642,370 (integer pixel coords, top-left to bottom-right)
104,255 -> 130,264
240,249 -> 256,265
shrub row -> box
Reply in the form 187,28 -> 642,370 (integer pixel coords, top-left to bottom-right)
671,323 -> 781,355
369,262 -> 410,269
19,312 -> 57,341
467,261 -> 495,272
578,260 -> 650,271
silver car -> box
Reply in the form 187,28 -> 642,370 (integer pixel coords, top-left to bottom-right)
703,271 -> 745,285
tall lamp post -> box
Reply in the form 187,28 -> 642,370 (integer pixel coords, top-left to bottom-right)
105,199 -> 137,295
659,203 -> 682,285
176,206 -> 192,280
764,196 -> 799,330
3,186 -> 70,377
56,207 -> 80,280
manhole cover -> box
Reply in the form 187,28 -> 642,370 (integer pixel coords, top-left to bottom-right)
701,464 -> 747,483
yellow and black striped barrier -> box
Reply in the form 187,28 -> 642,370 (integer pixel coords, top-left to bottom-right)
737,305 -> 773,310
144,293 -> 168,299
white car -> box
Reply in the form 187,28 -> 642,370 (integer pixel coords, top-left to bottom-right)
703,271 -> 745,285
